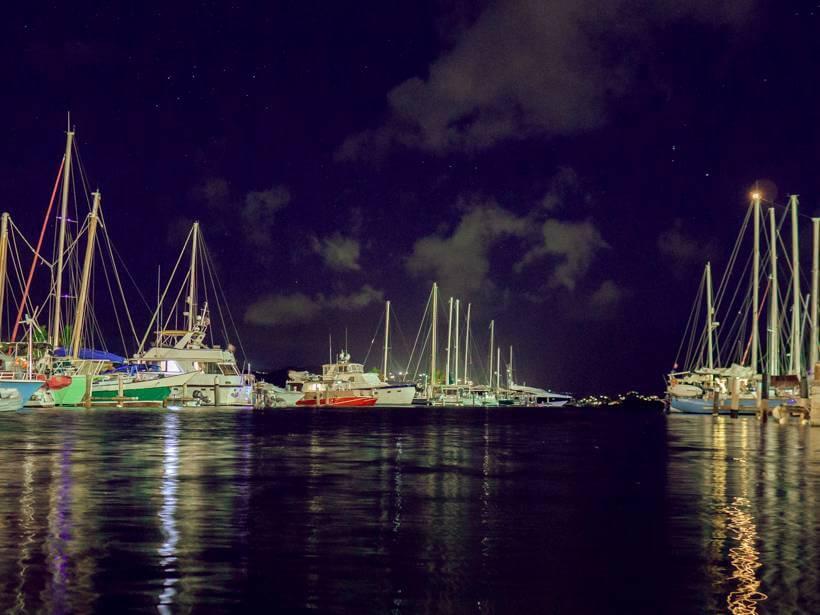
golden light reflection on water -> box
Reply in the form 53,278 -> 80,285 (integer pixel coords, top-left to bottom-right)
723,496 -> 767,614
689,416 -> 816,614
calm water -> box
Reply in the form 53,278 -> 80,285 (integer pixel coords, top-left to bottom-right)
0,407 -> 817,613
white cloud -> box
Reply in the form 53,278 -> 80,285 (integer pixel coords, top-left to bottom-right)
517,218 -> 608,290
338,0 -> 754,158
244,285 -> 384,327
406,201 -> 530,296
311,233 -> 362,271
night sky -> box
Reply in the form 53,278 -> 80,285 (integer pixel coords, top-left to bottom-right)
2,1 -> 820,394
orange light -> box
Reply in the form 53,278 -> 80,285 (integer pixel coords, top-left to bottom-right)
751,191 -> 761,200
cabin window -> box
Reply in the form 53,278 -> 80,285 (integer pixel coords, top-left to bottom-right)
204,363 -> 222,374
166,361 -> 182,374
219,364 -> 239,376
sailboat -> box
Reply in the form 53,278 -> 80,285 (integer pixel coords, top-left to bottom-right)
132,222 -> 254,406
0,213 -> 46,410
1,121 -> 197,406
666,193 -> 805,415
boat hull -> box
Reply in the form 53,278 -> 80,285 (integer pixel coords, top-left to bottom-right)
371,385 -> 416,406
668,395 -> 797,415
0,381 -> 43,411
90,372 -> 197,402
296,396 -> 377,407
50,373 -> 196,405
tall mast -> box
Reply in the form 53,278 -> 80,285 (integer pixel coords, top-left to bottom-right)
496,347 -> 501,391
454,299 -> 460,385
52,119 -> 75,348
382,300 -> 391,380
508,345 -> 513,388
812,218 -> 819,373
488,319 -> 494,386
706,262 -> 714,371
751,193 -> 761,372
0,213 -> 9,338
70,190 -> 101,359
463,303 -> 471,384
187,221 -> 200,331
430,282 -> 438,394
790,195 -> 801,375
445,297 -> 453,385
769,207 -> 780,377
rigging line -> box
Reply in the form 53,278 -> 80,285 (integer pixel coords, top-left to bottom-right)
201,243 -> 226,340
740,279 -> 771,366
97,213 -> 139,345
11,155 -> 65,342
200,241 -> 222,349
686,276 -> 706,370
405,287 -> 433,376
71,138 -> 95,211
713,202 -> 752,307
8,219 -> 52,266
103,228 -> 151,312
201,240 -> 236,353
714,242 -> 753,325
137,225 -> 194,353
388,306 -> 413,373
411,320 -> 432,381
200,253 -> 213,347
97,235 -> 128,356
160,271 -> 191,337
674,268 -> 705,368
361,308 -> 385,369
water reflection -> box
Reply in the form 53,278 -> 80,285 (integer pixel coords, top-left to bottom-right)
723,496 -> 766,613
157,410 -> 180,613
0,408 -> 816,612
669,416 -> 817,614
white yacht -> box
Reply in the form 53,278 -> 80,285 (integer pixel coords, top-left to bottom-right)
133,222 -> 254,407
288,351 -> 416,406
506,384 -> 573,407
134,305 -> 254,406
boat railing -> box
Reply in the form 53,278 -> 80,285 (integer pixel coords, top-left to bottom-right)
0,371 -> 29,380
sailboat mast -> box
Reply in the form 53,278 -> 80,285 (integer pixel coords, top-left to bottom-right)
488,319 -> 494,387
70,190 -> 101,359
382,300 -> 390,380
769,207 -> 780,376
52,121 -> 75,348
508,345 -> 513,388
790,195 -> 801,375
430,282 -> 438,394
454,299 -> 460,385
445,297 -> 453,385
464,303 -> 471,384
187,221 -> 200,331
0,213 -> 9,338
751,194 -> 760,372
812,218 -> 819,372
809,218 -> 820,373
496,347 -> 501,391
706,262 -> 714,371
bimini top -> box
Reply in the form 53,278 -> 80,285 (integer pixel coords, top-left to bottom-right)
54,347 -> 126,363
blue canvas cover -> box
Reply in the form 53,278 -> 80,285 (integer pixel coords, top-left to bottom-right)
54,347 -> 126,363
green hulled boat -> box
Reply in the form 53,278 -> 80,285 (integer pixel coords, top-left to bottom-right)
51,372 -> 197,405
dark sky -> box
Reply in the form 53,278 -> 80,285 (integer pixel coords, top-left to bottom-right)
2,0 -> 820,394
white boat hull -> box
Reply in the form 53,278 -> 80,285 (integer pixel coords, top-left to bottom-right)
372,384 -> 416,406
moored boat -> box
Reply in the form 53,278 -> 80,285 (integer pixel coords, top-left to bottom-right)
296,393 -> 377,407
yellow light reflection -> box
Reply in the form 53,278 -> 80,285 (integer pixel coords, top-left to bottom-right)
723,496 -> 767,614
